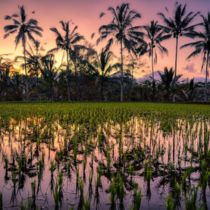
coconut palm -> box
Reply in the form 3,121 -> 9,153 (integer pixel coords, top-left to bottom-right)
39,54 -> 58,100
15,41 -> 42,78
90,46 -> 115,100
158,3 -> 199,77
98,3 -> 144,101
69,44 -> 96,100
141,21 -> 170,83
158,67 -> 182,101
50,21 -> 84,100
181,13 -> 210,102
4,6 -> 43,99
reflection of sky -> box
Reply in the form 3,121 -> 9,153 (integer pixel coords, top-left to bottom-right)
0,116 -> 208,209
0,0 -> 210,78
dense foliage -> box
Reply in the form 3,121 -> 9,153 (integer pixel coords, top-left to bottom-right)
0,2 -> 210,102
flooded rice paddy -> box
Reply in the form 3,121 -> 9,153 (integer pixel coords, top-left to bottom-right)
0,103 -> 209,210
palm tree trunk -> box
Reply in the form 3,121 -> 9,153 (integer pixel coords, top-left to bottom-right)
151,45 -> 155,100
66,49 -> 71,101
23,46 -> 28,101
131,68 -> 134,98
151,45 -> 154,83
74,61 -> 80,101
174,36 -> 179,77
120,40 -> 124,102
205,52 -> 209,102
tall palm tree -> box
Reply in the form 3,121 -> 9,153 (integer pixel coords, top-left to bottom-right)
98,3 -> 144,102
50,21 -> 84,100
4,5 -> 43,98
158,3 -> 199,77
90,46 -> 115,100
181,12 -> 210,101
141,21 -> 170,83
181,13 -> 210,102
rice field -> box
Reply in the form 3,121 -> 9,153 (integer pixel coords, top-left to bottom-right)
0,102 -> 209,210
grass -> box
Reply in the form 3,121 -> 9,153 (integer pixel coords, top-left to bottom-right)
0,102 -> 209,120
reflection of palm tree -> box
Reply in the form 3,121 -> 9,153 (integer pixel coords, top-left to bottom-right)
181,13 -> 210,102
99,3 -> 143,101
159,67 -> 182,101
4,6 -> 43,98
158,3 -> 199,77
141,21 -> 169,83
50,21 -> 84,100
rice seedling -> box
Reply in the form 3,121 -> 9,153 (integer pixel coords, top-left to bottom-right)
50,160 -> 56,177
166,194 -> 175,210
130,184 -> 141,210
0,103 -> 209,209
31,181 -> 36,208
185,187 -> 197,210
53,172 -> 63,209
109,172 -> 125,208
82,198 -> 90,210
77,177 -> 85,209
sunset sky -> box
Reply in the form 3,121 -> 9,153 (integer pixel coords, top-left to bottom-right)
0,0 -> 210,79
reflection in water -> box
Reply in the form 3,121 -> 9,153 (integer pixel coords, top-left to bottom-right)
0,116 -> 209,209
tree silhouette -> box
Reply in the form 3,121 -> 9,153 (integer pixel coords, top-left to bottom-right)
0,2 -> 208,102
159,67 -> 182,101
15,41 -> 42,78
90,45 -> 115,100
50,21 -> 84,100
181,13 -> 210,102
39,54 -> 58,100
98,3 -> 143,101
158,3 -> 199,77
141,20 -> 169,83
4,5 -> 43,99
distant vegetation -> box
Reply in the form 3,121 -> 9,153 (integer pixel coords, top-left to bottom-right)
0,2 -> 210,102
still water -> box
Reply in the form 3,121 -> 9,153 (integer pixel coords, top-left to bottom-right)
0,115 -> 209,209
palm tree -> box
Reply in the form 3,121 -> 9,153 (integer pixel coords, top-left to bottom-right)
0,58 -> 12,100
39,54 -> 58,100
50,21 -> 84,100
158,3 -> 199,77
141,21 -> 169,83
158,67 -> 182,101
15,41 -> 42,78
98,3 -> 144,101
181,13 -> 210,102
90,46 -> 115,100
4,5 -> 43,99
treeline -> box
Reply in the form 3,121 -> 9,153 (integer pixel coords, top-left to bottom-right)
0,2 -> 210,102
